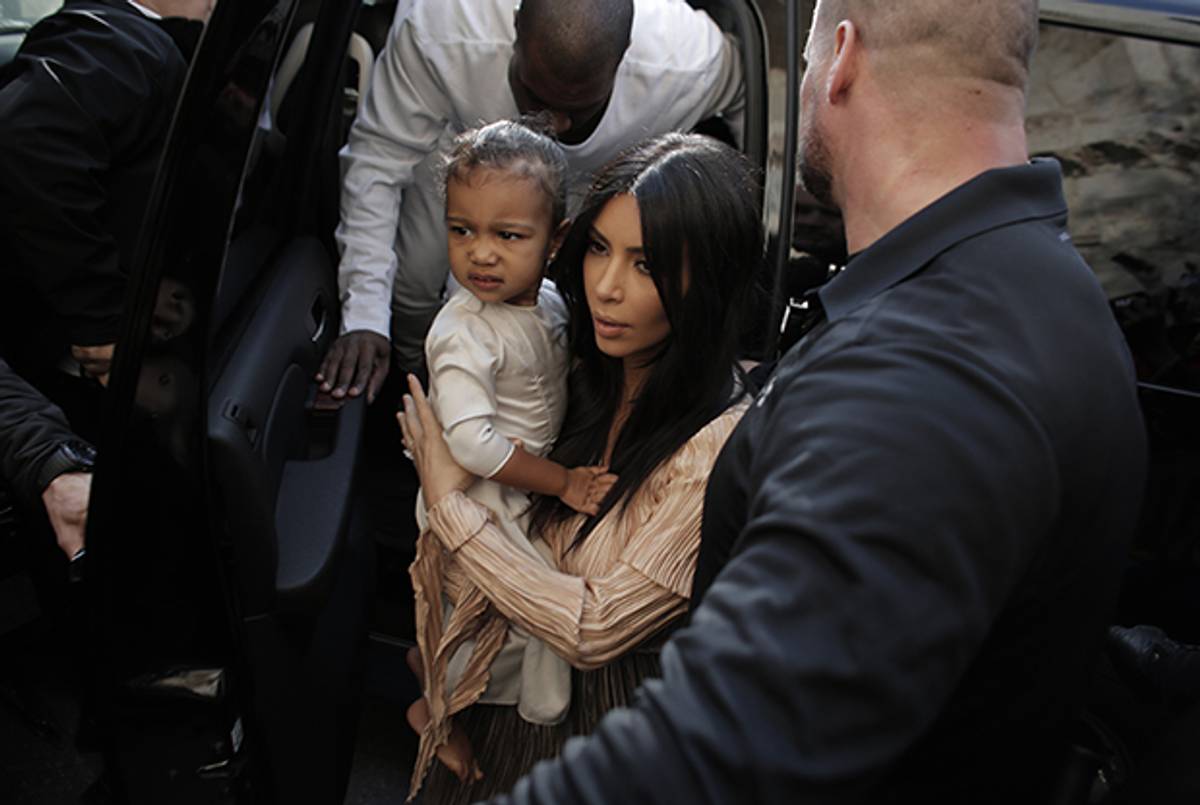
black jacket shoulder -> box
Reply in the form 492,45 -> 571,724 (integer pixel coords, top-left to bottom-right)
0,0 -> 195,351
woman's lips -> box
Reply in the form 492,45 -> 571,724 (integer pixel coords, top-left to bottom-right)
593,315 -> 629,339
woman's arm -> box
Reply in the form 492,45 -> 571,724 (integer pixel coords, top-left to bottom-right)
400,373 -> 716,670
426,486 -> 704,670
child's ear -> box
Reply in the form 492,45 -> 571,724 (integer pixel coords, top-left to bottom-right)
547,219 -> 570,263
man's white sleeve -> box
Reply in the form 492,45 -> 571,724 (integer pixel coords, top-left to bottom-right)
335,13 -> 452,338
701,32 -> 746,146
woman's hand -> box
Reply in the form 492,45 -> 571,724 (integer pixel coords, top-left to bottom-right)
397,373 -> 475,505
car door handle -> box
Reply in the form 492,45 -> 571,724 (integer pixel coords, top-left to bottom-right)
310,296 -> 327,344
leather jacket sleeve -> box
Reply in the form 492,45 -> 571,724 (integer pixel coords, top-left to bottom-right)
0,358 -> 82,504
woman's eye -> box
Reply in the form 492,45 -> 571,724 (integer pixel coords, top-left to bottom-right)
635,260 -> 651,275
587,239 -> 607,256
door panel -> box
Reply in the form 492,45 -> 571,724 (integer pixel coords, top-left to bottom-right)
208,236 -> 363,616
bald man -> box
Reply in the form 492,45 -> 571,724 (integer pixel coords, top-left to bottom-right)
485,2 -> 1146,803
321,0 -> 744,400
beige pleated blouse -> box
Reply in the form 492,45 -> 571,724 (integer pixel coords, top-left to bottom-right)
427,399 -> 748,671
407,399 -> 747,797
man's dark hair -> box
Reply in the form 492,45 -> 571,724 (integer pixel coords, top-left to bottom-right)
516,0 -> 634,80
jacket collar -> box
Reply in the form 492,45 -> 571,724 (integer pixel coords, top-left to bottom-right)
818,158 -> 1068,322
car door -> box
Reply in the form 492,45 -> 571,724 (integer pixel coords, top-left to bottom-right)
1025,6 -> 1200,799
84,1 -> 374,802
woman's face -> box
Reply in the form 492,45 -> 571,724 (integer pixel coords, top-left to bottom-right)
583,194 -> 671,365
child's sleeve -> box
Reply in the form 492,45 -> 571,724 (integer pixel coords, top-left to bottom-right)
425,320 -> 515,479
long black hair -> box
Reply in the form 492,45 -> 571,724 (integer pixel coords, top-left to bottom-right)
530,133 -> 763,548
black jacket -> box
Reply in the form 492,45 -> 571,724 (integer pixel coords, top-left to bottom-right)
0,358 -> 86,505
0,0 -> 195,368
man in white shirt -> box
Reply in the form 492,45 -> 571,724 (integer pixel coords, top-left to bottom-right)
317,0 -> 744,402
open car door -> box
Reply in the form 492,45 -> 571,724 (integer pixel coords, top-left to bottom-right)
84,1 -> 374,801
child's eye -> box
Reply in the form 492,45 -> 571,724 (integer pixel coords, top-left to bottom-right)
587,239 -> 607,256
497,231 -> 524,242
449,224 -> 470,237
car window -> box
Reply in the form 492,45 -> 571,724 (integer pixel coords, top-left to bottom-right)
1029,25 -> 1200,298
0,0 -> 61,26
778,7 -> 1200,384
0,0 -> 60,67
1028,24 -> 1200,389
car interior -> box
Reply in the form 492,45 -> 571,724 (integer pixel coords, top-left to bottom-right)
1,0 -> 1197,803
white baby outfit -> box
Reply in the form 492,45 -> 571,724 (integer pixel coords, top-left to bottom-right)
416,279 -> 570,724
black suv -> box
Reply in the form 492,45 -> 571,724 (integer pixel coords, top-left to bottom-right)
2,1 -> 1197,802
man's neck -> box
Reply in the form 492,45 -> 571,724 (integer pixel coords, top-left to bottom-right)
837,91 -> 1029,254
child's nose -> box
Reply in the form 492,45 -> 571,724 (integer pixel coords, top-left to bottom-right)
469,240 -> 497,263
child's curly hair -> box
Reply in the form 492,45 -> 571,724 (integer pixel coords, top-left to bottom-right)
440,117 -> 569,223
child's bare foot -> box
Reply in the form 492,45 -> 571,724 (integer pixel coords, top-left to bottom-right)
407,699 -> 482,782
437,724 -> 483,783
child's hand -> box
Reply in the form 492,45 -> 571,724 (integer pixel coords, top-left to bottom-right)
561,466 -> 618,516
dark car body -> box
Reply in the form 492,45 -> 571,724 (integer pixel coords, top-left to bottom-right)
2,1 -> 1197,802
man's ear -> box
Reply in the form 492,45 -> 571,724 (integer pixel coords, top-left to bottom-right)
827,20 -> 860,105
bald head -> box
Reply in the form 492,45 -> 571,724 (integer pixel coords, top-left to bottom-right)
813,0 -> 1039,92
516,0 -> 633,81
798,0 -> 1037,249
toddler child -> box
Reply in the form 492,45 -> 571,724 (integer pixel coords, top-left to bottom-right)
404,120 -> 615,797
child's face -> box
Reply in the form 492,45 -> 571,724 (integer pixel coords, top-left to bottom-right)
446,168 -> 558,307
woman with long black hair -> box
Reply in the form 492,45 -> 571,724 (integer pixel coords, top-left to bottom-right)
399,132 -> 762,803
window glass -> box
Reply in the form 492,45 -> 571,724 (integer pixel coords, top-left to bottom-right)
0,0 -> 61,25
1028,26 -> 1200,300
1028,26 -> 1200,388
781,14 -> 1200,386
